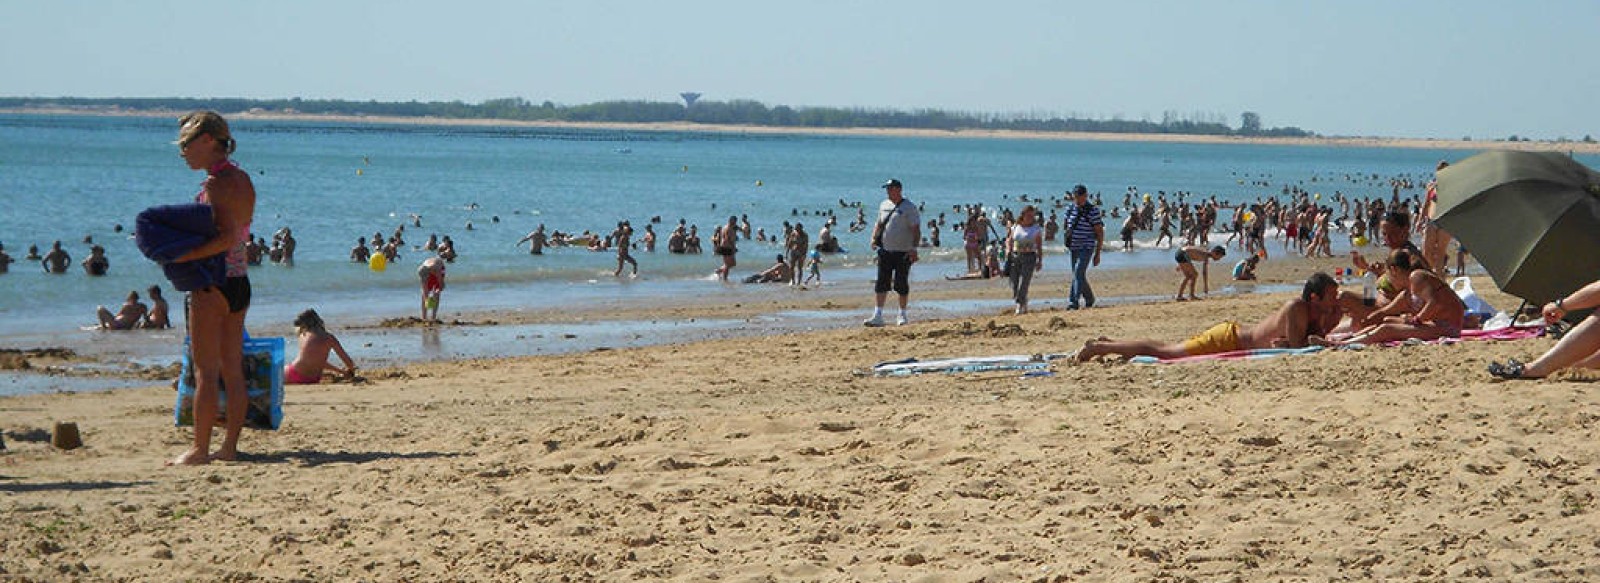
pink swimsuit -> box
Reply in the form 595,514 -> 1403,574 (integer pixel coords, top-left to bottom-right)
195,159 -> 251,278
284,364 -> 321,385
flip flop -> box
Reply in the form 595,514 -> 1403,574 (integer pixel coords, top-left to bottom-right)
1487,359 -> 1531,380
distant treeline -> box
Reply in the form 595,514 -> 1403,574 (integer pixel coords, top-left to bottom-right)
0,96 -> 1314,138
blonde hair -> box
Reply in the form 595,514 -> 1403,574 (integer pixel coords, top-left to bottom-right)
178,110 -> 236,154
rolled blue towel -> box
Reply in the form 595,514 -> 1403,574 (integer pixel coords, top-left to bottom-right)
136,204 -> 227,291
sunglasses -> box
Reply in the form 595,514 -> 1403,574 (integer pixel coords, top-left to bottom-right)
178,133 -> 207,152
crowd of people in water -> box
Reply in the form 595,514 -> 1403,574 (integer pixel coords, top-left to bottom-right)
3,161 -> 1472,343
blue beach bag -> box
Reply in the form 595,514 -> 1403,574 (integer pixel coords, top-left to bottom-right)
174,335 -> 285,430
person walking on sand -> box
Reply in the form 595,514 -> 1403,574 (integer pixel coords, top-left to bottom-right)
418,256 -> 446,322
1062,185 -> 1104,309
1173,245 -> 1227,301
168,111 -> 256,466
1007,205 -> 1045,314
865,178 -> 921,327
1076,272 -> 1343,362
284,309 -> 357,385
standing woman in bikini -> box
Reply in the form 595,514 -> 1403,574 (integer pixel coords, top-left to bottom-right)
169,111 -> 256,466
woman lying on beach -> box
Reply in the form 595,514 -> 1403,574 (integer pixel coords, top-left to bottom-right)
1075,272 -> 1342,362
1336,248 -> 1463,346
285,309 -> 357,385
1489,279 -> 1600,379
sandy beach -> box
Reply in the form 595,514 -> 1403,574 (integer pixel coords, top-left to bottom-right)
8,106 -> 1600,154
7,253 -> 1600,581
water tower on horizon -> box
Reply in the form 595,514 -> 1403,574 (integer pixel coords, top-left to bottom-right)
680,92 -> 702,108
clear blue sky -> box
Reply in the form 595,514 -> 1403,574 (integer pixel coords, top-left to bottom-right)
4,0 -> 1595,139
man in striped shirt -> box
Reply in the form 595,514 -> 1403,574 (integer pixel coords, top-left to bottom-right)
1063,184 -> 1105,309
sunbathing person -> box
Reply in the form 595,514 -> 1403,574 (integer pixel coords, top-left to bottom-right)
1342,211 -> 1427,324
1488,279 -> 1600,379
1337,248 -> 1463,345
1076,272 -> 1343,362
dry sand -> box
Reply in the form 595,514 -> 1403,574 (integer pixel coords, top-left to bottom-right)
5,256 -> 1600,582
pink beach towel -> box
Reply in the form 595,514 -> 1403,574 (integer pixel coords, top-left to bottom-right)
1129,325 -> 1545,364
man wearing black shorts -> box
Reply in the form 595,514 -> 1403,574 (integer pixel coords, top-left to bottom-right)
865,179 -> 921,327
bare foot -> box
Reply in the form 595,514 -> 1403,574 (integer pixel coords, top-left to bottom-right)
1074,337 -> 1107,362
1175,296 -> 1188,302
212,445 -> 239,462
1187,295 -> 1200,301
166,448 -> 210,466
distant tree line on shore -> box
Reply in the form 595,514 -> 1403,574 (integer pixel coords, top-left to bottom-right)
0,96 -> 1313,138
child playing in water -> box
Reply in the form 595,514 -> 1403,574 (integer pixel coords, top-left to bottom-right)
284,309 -> 356,385
1232,254 -> 1260,281
1174,245 -> 1227,301
802,247 -> 823,286
418,256 -> 446,322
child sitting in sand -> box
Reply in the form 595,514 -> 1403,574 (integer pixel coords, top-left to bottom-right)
1232,255 -> 1260,281
1174,245 -> 1227,301
284,309 -> 356,385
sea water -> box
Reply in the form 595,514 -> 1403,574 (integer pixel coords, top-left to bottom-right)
2,113 -> 1590,392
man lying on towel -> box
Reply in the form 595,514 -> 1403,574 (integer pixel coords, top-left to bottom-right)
1075,272 -> 1343,362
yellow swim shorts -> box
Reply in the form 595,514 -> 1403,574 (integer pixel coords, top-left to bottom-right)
1182,321 -> 1241,356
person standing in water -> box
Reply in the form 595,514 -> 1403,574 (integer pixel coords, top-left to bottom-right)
418,256 -> 446,322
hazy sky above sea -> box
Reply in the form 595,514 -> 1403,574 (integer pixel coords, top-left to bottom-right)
4,0 -> 1595,140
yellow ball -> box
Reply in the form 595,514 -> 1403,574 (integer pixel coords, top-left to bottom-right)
368,253 -> 388,272
1353,236 -> 1369,247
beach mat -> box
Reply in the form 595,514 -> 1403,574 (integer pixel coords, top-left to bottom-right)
175,336 -> 285,430
873,354 -> 1057,376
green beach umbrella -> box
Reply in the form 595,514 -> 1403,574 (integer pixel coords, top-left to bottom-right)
1434,150 -> 1600,304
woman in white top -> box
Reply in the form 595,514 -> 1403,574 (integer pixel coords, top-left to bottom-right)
1007,205 -> 1045,314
